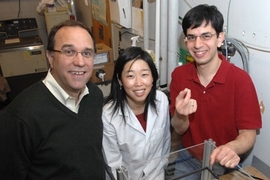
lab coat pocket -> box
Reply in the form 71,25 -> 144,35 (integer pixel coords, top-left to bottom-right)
147,127 -> 165,153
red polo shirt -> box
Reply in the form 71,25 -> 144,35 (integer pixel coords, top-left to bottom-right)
170,55 -> 262,151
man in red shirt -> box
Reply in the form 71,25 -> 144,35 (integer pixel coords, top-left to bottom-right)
170,4 -> 262,179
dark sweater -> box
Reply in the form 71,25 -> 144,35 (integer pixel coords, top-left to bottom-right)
0,81 -> 105,180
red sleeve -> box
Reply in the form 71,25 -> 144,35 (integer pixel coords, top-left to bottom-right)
169,67 -> 181,117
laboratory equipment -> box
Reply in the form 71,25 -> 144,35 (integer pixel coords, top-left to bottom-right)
0,18 -> 48,100
116,139 -> 255,180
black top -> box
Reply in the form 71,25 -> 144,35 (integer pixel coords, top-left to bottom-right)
0,81 -> 105,180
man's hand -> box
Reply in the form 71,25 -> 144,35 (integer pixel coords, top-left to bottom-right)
175,88 -> 197,117
210,144 -> 240,168
172,88 -> 197,135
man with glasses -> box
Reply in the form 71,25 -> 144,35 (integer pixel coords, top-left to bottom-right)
0,20 -> 106,179
169,4 -> 261,179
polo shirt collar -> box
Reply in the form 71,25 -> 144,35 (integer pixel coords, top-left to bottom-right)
188,54 -> 230,84
213,54 -> 231,84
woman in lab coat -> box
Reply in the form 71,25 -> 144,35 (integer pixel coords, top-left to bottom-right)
102,47 -> 171,180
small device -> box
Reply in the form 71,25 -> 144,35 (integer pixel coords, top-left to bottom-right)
109,0 -> 132,28
90,43 -> 114,84
131,36 -> 139,47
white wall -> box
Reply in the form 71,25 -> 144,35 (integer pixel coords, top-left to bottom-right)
247,49 -> 270,166
178,0 -> 270,169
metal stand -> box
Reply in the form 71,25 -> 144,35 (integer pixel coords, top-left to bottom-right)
201,139 -> 216,180
116,166 -> 129,180
116,139 -> 217,180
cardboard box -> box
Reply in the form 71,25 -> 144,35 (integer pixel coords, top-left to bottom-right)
90,43 -> 115,84
44,11 -> 70,34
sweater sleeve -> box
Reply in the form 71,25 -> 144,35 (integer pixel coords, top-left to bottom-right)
0,110 -> 33,179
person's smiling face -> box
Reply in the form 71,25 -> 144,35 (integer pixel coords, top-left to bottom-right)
185,21 -> 224,66
119,59 -> 153,106
47,26 -> 95,97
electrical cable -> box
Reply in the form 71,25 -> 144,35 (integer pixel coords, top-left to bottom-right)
183,0 -> 196,9
118,30 -> 155,55
225,0 -> 250,73
223,36 -> 250,73
120,31 -> 155,42
17,0 -> 21,18
224,0 -> 232,62
226,0 -> 232,36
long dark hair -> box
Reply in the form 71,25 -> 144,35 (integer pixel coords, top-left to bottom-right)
105,47 -> 159,122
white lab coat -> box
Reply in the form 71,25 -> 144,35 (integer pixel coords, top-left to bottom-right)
102,90 -> 171,180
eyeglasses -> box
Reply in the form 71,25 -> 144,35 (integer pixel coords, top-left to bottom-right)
52,49 -> 95,59
184,33 -> 217,42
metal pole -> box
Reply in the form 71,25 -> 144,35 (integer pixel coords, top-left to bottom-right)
201,139 -> 216,180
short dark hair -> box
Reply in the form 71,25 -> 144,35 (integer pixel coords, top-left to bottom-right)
105,46 -> 159,122
47,20 -> 96,52
182,4 -> 224,36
